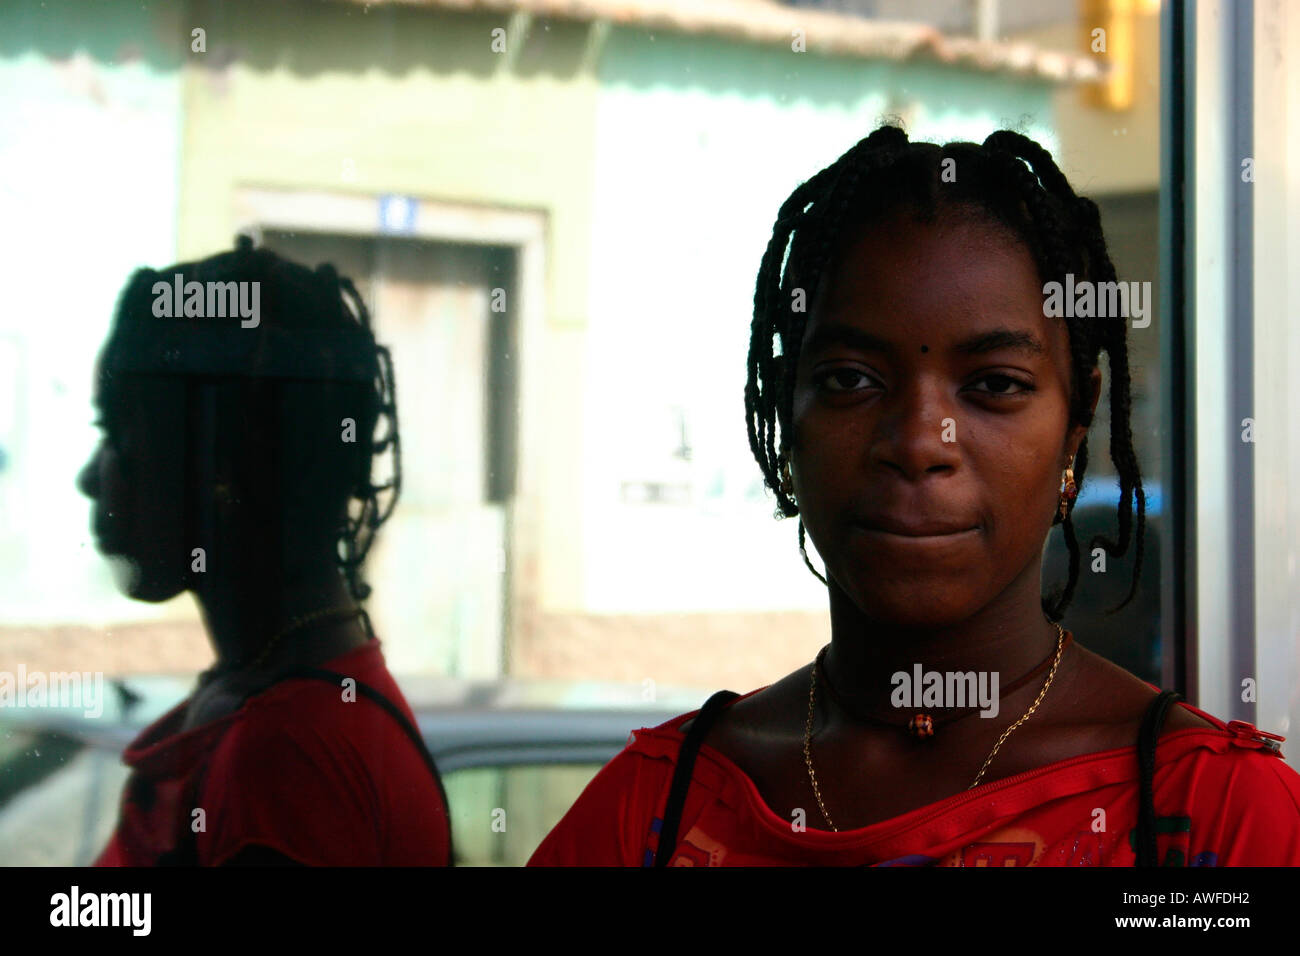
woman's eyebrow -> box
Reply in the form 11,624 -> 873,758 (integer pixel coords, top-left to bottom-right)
803,323 -> 1046,358
803,322 -> 892,356
952,328 -> 1047,357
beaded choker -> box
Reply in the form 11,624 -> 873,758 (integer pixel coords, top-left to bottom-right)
813,629 -> 1073,738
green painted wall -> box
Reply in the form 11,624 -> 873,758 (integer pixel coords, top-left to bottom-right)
177,0 -> 598,329
0,0 -> 184,622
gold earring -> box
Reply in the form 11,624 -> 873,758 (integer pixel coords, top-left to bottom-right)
1058,456 -> 1077,520
778,454 -> 795,499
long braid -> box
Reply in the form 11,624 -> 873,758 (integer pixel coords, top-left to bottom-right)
1071,195 -> 1146,611
747,169 -> 843,514
331,273 -> 402,603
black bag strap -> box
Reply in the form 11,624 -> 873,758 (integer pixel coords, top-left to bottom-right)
156,761 -> 211,866
654,689 -> 740,867
163,668 -> 454,866
1135,689 -> 1182,867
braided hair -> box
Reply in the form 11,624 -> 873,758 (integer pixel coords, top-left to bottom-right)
320,261 -> 401,604
100,235 -> 401,604
745,124 -> 1145,622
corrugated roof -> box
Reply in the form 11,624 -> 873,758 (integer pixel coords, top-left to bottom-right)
341,0 -> 1104,82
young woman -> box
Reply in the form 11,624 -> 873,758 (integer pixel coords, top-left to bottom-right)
529,125 -> 1300,867
82,237 -> 452,865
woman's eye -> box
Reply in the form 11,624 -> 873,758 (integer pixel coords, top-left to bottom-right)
970,374 -> 1034,396
816,369 -> 874,392
813,370 -> 1033,396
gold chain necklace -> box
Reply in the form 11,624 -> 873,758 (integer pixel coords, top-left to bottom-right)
247,605 -> 364,671
802,622 -> 1066,832
200,605 -> 366,684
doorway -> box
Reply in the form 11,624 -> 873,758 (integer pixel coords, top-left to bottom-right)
261,230 -> 518,677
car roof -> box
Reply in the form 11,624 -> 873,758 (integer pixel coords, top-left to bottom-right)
0,673 -> 714,768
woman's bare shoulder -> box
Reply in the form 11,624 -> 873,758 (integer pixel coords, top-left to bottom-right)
1062,642 -> 1217,736
676,663 -> 812,745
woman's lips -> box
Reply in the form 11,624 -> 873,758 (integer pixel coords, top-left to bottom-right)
852,515 -> 979,537
91,515 -> 120,553
853,527 -> 981,548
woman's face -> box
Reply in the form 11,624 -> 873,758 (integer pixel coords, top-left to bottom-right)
788,210 -> 1098,627
77,374 -> 189,602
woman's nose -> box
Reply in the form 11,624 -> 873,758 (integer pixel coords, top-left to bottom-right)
876,381 -> 960,478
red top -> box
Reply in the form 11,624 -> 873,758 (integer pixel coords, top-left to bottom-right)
94,639 -> 450,866
529,688 -> 1300,867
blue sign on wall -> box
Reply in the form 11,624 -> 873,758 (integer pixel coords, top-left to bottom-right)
378,194 -> 417,235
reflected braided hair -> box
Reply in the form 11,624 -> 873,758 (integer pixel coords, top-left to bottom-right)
325,265 -> 401,604
745,124 -> 1144,621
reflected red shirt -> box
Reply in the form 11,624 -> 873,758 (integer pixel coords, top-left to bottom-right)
528,689 -> 1300,867
95,639 -> 450,866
